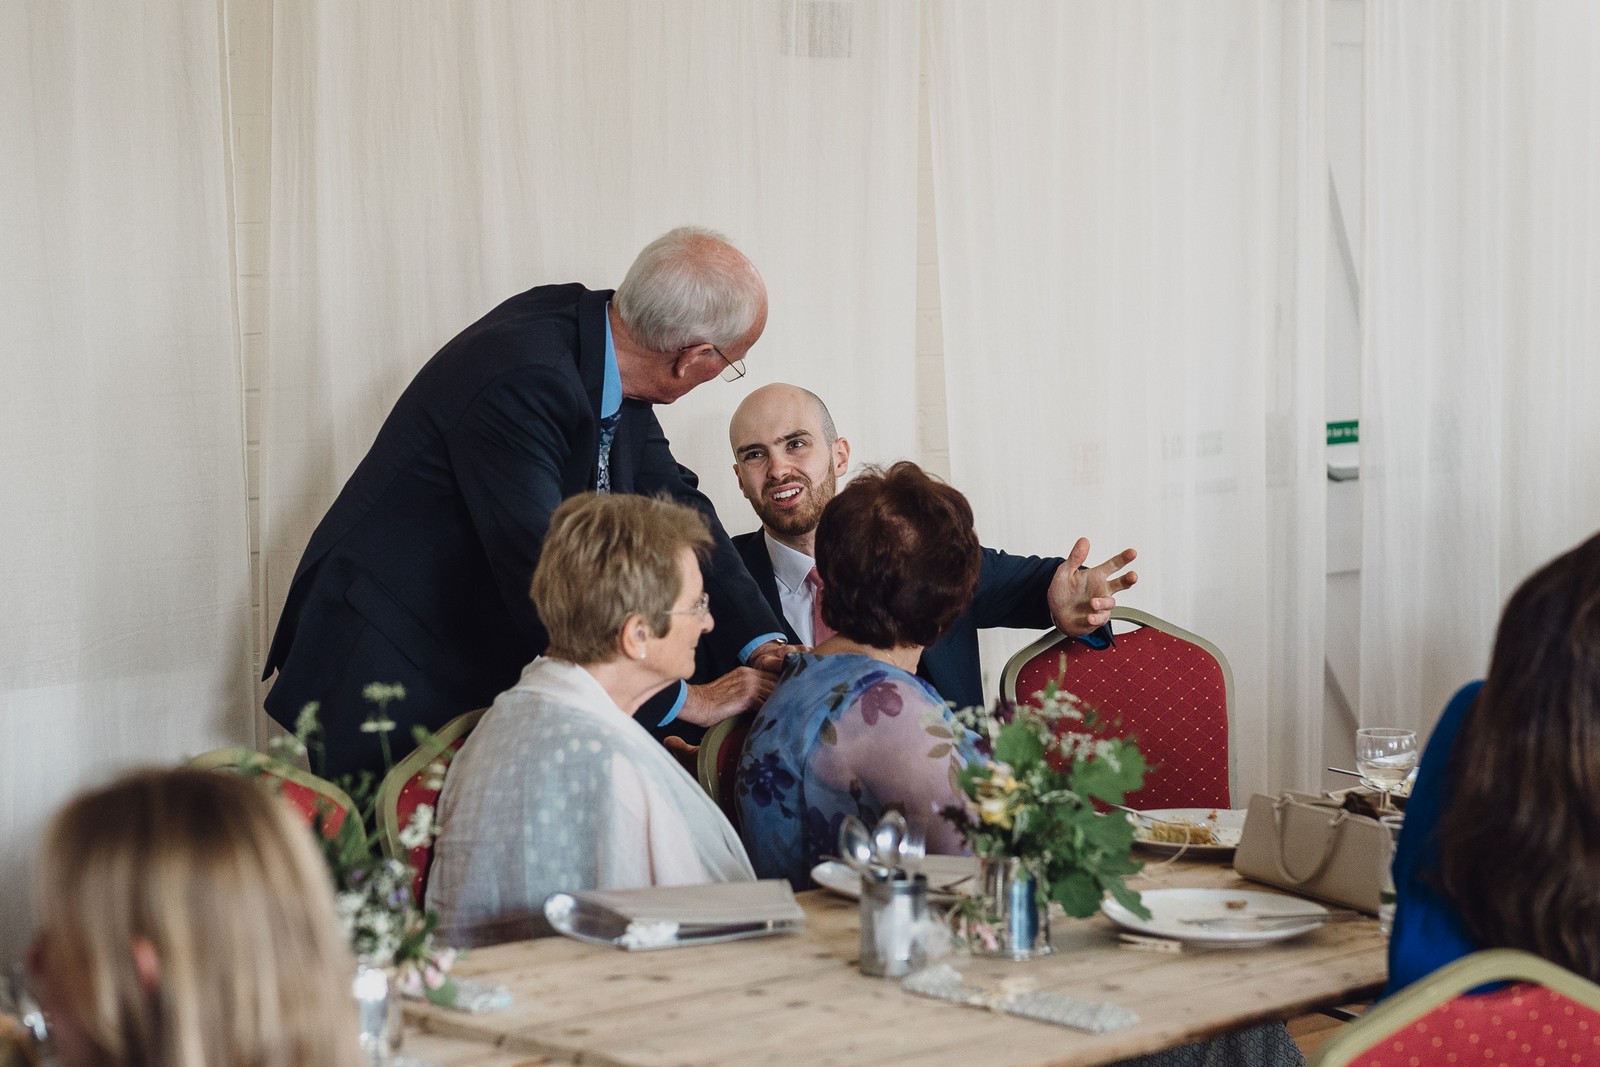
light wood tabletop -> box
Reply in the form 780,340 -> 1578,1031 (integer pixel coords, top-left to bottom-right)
405,859 -> 1386,1067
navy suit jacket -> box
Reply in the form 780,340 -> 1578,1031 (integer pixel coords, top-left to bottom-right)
263,284 -> 783,777
729,530 -> 1062,713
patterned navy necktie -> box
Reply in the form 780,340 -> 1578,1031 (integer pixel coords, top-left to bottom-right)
596,411 -> 622,494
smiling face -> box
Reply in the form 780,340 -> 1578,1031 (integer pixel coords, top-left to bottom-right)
729,384 -> 850,552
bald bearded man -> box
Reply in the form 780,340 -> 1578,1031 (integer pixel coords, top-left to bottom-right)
722,383 -> 1139,712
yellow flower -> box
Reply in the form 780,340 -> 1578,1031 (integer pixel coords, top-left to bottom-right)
978,794 -> 1014,829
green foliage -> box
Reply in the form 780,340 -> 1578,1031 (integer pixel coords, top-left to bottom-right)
946,677 -> 1152,921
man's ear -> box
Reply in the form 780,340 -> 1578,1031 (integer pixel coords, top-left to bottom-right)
130,936 -> 161,998
833,435 -> 851,477
675,343 -> 713,379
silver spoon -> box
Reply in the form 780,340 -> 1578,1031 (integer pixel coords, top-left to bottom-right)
872,810 -> 908,872
898,826 -> 926,875
838,815 -> 890,879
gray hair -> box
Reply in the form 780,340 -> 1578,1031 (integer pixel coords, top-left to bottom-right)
614,226 -> 766,352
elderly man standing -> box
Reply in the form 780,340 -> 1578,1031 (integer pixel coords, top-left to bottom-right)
264,228 -> 788,777
725,383 -> 1139,713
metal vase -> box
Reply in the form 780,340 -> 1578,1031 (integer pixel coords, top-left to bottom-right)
973,856 -> 1053,959
353,960 -> 404,1064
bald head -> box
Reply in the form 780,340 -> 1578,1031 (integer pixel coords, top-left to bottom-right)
729,384 -> 850,553
730,384 -> 836,454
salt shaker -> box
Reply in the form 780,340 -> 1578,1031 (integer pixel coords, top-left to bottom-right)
859,871 -> 928,977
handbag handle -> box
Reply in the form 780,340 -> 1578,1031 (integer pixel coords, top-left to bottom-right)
1267,793 -> 1350,885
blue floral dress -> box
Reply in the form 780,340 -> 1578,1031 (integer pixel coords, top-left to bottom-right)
735,652 -> 978,888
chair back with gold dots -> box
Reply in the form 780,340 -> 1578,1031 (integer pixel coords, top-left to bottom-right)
1312,949 -> 1600,1067
1001,607 -> 1234,809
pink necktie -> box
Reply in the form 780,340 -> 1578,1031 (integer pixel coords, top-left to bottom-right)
806,566 -> 836,644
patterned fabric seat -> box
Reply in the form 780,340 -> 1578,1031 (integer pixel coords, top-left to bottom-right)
375,708 -> 485,903
1313,949 -> 1600,1067
187,746 -> 361,843
696,712 -> 754,832
1000,607 -> 1233,810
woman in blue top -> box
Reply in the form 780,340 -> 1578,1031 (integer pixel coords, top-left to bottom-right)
1388,530 -> 1600,993
736,461 -> 982,886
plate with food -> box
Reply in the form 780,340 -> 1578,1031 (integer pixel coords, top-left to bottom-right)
1101,888 -> 1332,946
1128,807 -> 1247,858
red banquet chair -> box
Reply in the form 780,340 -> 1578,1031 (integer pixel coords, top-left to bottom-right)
187,746 -> 362,844
1312,949 -> 1600,1067
374,708 -> 485,905
696,712 -> 754,833
1000,607 -> 1234,810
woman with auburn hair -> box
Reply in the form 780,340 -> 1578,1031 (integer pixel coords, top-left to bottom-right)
1388,530 -> 1600,991
736,461 -> 983,886
26,768 -> 362,1067
427,492 -> 754,948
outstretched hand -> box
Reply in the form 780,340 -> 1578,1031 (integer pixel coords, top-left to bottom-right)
1046,538 -> 1139,636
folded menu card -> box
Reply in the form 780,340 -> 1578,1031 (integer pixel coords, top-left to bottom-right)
543,880 -> 806,950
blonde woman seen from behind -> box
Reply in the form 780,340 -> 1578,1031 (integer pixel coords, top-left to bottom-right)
27,768 -> 362,1067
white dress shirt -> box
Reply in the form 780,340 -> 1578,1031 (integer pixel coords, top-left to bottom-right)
764,531 -> 819,646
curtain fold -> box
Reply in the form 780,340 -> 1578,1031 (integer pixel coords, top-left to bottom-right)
925,0 -> 1328,797
260,0 -> 924,664
0,0 -> 252,961
1360,0 -> 1600,736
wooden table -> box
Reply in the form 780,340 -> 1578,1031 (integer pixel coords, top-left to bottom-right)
405,860 -> 1385,1067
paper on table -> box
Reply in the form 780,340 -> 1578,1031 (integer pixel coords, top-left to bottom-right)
544,879 -> 806,950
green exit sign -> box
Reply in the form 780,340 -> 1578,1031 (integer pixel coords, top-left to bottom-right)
1327,420 -> 1358,445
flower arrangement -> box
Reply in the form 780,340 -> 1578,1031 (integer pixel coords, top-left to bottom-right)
943,673 -> 1152,928
247,684 -> 459,1005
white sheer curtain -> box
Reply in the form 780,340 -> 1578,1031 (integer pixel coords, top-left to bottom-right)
261,0 -> 924,658
1360,0 -> 1600,736
926,1 -> 1328,797
0,1 -> 252,959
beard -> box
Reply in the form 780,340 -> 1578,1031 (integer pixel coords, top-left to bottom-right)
752,466 -> 836,539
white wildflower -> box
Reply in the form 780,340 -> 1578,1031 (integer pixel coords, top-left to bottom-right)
397,804 -> 435,850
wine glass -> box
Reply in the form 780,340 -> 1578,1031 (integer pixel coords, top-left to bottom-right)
1355,727 -> 1418,812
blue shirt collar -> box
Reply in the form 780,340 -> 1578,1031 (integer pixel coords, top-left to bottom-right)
601,303 -> 622,419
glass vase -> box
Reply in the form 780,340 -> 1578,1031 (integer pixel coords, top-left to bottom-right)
971,856 -> 1053,959
353,960 -> 404,1064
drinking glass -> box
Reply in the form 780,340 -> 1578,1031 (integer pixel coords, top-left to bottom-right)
1378,813 -> 1405,936
1355,727 -> 1418,812
3,961 -> 49,1055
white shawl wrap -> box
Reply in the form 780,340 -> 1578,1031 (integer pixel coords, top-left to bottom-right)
427,658 -> 754,947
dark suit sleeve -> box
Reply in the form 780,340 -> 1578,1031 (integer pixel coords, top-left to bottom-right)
446,354 -> 591,647
966,547 -> 1065,631
629,408 -> 784,672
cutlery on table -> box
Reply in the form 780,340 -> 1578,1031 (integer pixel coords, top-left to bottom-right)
1179,910 -> 1367,928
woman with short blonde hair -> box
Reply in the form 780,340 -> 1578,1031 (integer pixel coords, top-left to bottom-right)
28,768 -> 361,1067
428,492 -> 755,948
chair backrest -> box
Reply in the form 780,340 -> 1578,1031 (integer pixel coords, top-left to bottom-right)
999,607 -> 1234,809
1312,949 -> 1600,1067
696,712 -> 754,832
187,746 -> 362,844
374,708 -> 486,904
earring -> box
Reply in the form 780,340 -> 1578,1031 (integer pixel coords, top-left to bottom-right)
637,650 -> 647,661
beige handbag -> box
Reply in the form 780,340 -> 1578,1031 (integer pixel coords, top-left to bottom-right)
1232,791 -> 1386,915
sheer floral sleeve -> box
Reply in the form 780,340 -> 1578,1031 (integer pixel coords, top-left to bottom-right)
736,653 -> 976,887
809,674 -> 970,856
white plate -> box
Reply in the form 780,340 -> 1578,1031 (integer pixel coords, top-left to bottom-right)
1130,808 -> 1247,858
810,855 -> 981,903
1101,888 -> 1329,946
